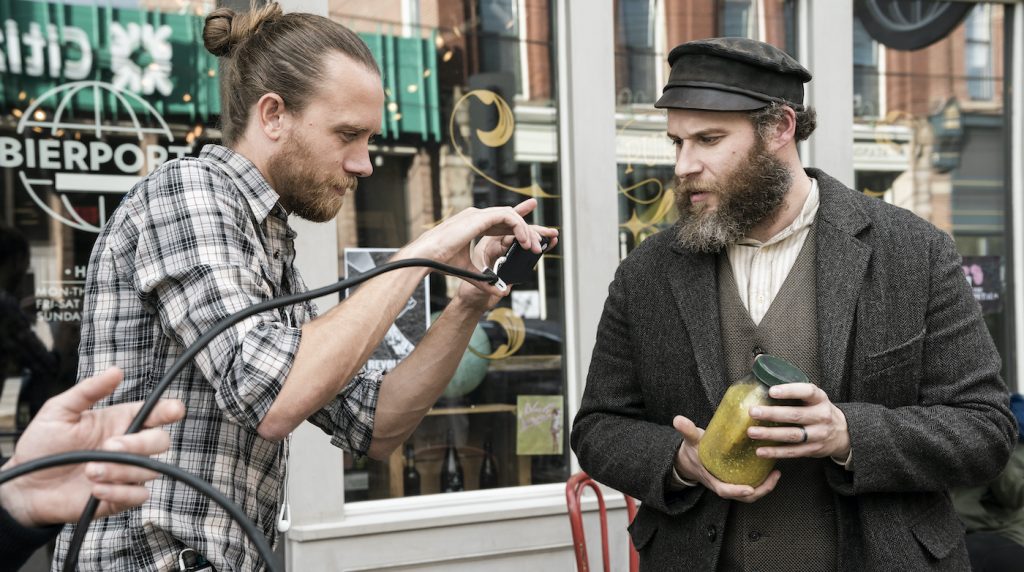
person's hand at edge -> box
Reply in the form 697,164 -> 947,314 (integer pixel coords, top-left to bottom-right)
0,366 -> 186,527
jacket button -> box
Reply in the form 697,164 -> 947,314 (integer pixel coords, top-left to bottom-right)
707,524 -> 717,542
752,346 -> 763,358
748,531 -> 762,542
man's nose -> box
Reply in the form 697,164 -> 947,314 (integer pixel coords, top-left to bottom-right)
344,150 -> 373,178
674,145 -> 702,179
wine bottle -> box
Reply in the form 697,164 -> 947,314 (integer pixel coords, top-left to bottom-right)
403,443 -> 421,496
479,438 -> 499,489
440,429 -> 465,492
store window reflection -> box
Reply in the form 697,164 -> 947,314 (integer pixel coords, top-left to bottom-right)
0,0 -> 219,449
331,0 -> 566,501
852,3 -> 1011,384
613,0 -> 796,256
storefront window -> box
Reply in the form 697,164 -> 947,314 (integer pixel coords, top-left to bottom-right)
331,0 -> 567,501
0,0 -> 567,498
0,0 -> 219,444
852,3 -> 1012,384
613,0 -> 797,257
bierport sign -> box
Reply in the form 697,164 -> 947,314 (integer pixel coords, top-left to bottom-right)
1,80 -> 190,233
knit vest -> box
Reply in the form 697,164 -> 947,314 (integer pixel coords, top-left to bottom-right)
715,228 -> 839,572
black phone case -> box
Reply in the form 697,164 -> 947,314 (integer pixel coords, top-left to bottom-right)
495,237 -> 550,285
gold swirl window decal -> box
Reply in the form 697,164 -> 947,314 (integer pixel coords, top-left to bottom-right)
616,118 -> 677,244
449,89 -> 559,199
468,307 -> 526,360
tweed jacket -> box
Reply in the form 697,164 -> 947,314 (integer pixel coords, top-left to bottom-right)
570,169 -> 1017,571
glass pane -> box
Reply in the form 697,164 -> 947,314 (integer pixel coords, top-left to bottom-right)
613,0 -> 798,257
0,0 -> 219,448
0,0 -> 567,499
332,0 -> 567,501
851,3 -> 1011,384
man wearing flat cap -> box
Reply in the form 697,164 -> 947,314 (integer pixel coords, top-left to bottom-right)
572,37 -> 1015,571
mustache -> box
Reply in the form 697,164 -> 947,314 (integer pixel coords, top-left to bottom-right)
675,178 -> 717,196
328,176 -> 358,192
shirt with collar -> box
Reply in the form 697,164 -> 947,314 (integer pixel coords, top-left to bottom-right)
726,178 -> 820,326
54,144 -> 382,571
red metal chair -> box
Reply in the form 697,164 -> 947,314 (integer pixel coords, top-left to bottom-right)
565,471 -> 639,572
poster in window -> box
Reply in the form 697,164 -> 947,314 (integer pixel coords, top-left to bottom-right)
343,248 -> 430,372
961,255 -> 1002,315
516,395 -> 564,456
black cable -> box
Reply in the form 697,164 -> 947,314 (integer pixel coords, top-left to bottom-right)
0,451 -> 281,572
59,258 -> 497,571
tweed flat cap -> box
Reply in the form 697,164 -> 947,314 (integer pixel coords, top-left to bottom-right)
655,37 -> 812,112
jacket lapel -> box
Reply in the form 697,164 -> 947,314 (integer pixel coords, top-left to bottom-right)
809,169 -> 872,401
666,243 -> 729,407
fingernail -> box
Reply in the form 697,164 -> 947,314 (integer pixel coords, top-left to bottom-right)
86,465 -> 105,478
750,407 -> 762,417
105,439 -> 125,452
93,485 -> 109,497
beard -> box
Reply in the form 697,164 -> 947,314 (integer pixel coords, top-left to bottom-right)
672,138 -> 792,253
267,132 -> 357,223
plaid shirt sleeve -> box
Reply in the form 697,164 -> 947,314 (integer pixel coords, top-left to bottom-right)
119,159 -> 301,431
307,364 -> 383,455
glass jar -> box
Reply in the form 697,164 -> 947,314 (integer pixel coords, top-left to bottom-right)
697,354 -> 808,486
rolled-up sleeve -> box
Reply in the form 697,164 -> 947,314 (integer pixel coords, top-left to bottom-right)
307,364 -> 383,456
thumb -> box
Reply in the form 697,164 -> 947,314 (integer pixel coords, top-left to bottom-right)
49,367 -> 124,416
673,415 -> 704,444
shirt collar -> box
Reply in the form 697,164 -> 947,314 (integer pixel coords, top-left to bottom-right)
199,144 -> 282,224
736,177 -> 819,247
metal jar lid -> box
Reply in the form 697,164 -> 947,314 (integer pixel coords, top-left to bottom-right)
751,354 -> 809,387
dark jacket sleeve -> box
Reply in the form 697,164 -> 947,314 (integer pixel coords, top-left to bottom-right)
828,228 -> 1017,495
571,262 -> 705,515
0,458 -> 63,570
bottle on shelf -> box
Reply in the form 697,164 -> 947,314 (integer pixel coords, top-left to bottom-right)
403,442 -> 421,496
440,429 -> 465,492
479,437 -> 499,489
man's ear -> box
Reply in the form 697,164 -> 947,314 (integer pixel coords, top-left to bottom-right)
766,106 -> 797,152
254,93 -> 289,142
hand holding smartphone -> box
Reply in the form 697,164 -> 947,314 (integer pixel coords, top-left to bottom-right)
491,236 -> 551,289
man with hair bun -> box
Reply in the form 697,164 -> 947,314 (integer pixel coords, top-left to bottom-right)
571,37 -> 1015,570
53,3 -> 557,570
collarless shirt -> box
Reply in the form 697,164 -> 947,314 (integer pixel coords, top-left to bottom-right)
725,178 -> 820,325
54,144 -> 383,572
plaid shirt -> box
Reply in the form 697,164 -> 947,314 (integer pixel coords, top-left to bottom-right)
53,145 -> 382,572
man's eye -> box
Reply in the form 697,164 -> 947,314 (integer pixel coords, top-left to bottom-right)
700,136 -> 721,145
367,135 -> 377,145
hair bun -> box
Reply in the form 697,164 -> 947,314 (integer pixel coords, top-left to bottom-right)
203,4 -> 283,58
203,8 -> 236,57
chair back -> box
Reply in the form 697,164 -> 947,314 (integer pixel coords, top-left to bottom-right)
565,471 -> 638,572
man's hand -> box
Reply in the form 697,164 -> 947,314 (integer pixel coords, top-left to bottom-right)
673,415 -> 781,502
0,367 -> 186,528
746,383 -> 851,461
443,199 -> 559,308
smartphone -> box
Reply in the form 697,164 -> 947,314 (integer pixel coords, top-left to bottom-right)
493,236 -> 550,286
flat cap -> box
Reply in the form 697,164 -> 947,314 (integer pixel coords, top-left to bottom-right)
654,37 -> 811,112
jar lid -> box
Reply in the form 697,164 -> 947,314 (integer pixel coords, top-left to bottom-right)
752,354 -> 809,387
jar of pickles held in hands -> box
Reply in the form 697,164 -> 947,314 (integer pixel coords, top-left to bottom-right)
697,354 -> 808,487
